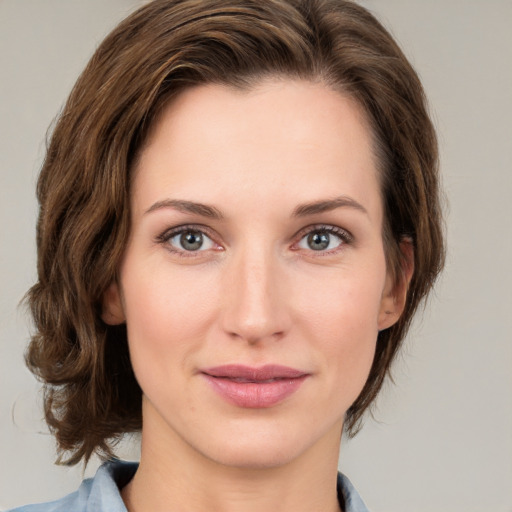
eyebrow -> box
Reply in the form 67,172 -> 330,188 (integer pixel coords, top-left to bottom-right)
144,199 -> 224,219
144,195 -> 368,219
292,196 -> 368,217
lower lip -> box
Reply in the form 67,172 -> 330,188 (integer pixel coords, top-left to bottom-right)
202,374 -> 308,408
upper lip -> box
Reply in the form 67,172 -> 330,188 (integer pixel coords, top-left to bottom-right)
201,364 -> 308,381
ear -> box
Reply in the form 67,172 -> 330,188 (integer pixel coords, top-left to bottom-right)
378,239 -> 414,331
101,281 -> 125,325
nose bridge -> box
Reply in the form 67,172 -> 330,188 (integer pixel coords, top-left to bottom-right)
222,241 -> 288,343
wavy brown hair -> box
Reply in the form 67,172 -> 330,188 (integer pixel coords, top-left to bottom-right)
26,0 -> 444,465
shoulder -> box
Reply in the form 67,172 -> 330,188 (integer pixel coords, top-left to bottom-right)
6,460 -> 138,512
6,491 -> 83,512
337,473 -> 371,512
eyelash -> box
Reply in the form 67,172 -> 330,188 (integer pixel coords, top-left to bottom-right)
292,224 -> 354,255
156,223 -> 354,258
156,224 -> 220,259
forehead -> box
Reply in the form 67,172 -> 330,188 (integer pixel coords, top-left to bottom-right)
133,79 -> 382,222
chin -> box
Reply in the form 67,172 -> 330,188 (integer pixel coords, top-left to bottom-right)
196,418 -> 341,471
205,439 -> 304,470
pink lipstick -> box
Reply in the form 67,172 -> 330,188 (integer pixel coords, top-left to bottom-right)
200,364 -> 309,408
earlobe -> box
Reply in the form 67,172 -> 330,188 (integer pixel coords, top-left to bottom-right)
378,239 -> 414,331
101,281 -> 125,325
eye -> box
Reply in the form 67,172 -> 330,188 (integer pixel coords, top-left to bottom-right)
296,226 -> 352,253
158,226 -> 218,254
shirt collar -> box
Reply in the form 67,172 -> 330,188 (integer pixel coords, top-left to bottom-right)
84,460 -> 370,512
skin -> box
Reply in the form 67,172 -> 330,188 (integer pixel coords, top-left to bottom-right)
102,78 -> 411,512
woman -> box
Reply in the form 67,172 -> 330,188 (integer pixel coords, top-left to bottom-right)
11,0 -> 444,511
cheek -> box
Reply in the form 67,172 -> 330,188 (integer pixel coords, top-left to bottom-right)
120,264 -> 219,376
296,267 -> 384,340
292,266 -> 385,393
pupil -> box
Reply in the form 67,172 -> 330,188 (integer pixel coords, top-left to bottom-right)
180,231 -> 203,251
308,232 -> 329,251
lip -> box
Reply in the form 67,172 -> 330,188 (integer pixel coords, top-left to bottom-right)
200,364 -> 309,408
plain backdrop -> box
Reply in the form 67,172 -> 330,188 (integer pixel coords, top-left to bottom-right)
1,1 -> 511,511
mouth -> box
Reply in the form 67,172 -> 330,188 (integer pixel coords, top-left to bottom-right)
200,365 -> 310,408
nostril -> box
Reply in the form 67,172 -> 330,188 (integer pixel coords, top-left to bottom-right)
227,329 -> 285,345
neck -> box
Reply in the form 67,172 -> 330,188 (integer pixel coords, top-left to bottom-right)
122,410 -> 343,512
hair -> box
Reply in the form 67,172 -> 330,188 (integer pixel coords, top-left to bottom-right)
25,0 -> 444,465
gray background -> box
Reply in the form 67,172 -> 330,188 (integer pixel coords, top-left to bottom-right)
1,1 -> 511,510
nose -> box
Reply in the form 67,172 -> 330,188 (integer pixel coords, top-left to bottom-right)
220,245 -> 290,345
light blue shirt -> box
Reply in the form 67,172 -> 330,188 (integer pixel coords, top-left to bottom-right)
8,460 -> 370,512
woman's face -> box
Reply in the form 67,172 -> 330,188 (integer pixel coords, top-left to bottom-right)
103,79 -> 405,469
